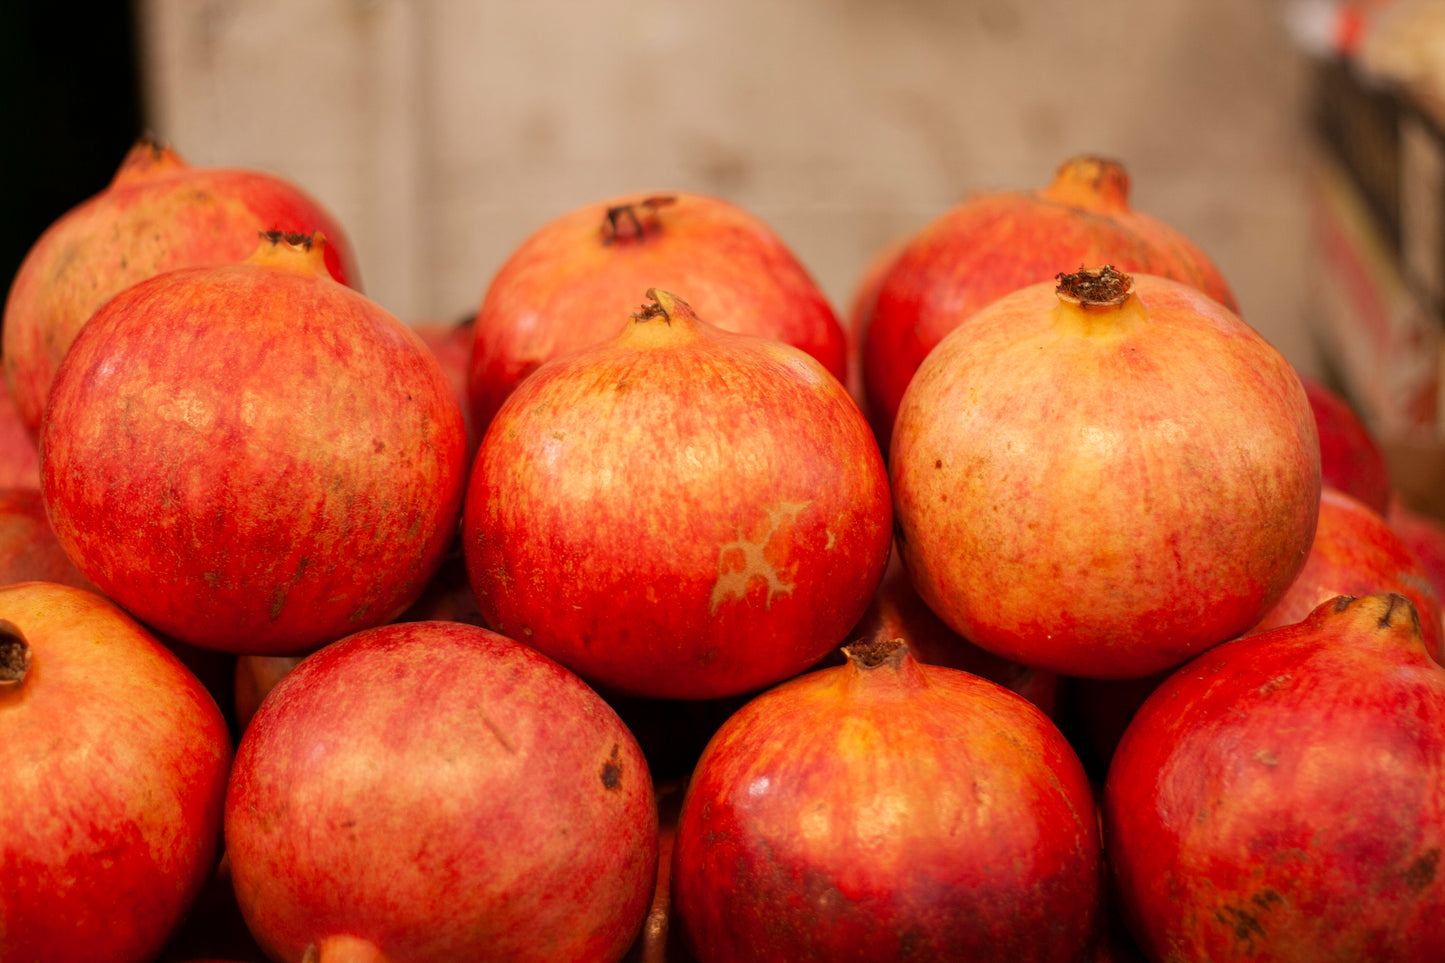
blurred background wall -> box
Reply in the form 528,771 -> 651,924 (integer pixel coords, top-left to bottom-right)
5,0 -> 1319,372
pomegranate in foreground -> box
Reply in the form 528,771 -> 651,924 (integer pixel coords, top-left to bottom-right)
467,191 -> 846,437
1104,593 -> 1445,960
0,581 -> 232,963
3,137 -> 360,440
41,232 -> 467,655
891,266 -> 1320,679
225,620 -> 658,963
465,289 -> 891,700
863,155 -> 1237,450
671,638 -> 1102,962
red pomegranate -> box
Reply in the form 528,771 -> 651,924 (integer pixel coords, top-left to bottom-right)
0,581 -> 233,963
1252,486 -> 1444,662
1389,494 -> 1445,602
844,545 -> 1059,717
863,155 -> 1236,451
670,638 -> 1102,962
1301,374 -> 1391,514
1103,593 -> 1445,960
466,191 -> 846,438
0,487 -> 93,588
225,620 -> 658,963
890,266 -> 1320,679
41,232 -> 467,655
4,137 -> 361,440
464,289 -> 892,700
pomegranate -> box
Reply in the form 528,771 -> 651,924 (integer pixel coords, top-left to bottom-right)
0,387 -> 39,489
464,289 -> 892,700
844,545 -> 1060,716
0,487 -> 93,588
1301,374 -> 1391,514
225,619 -> 658,963
41,231 -> 467,655
4,137 -> 361,440
466,191 -> 847,437
670,638 -> 1102,962
1103,593 -> 1445,960
863,155 -> 1236,451
0,581 -> 232,963
411,314 -> 477,454
1252,486 -> 1444,662
891,266 -> 1320,679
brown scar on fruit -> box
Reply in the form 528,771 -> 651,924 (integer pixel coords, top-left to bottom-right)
1056,265 -> 1132,306
1404,848 -> 1440,892
260,228 -> 316,249
601,195 -> 675,245
600,743 -> 623,790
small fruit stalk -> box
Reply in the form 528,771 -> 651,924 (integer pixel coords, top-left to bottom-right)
1104,593 -> 1445,960
890,266 -> 1320,679
41,231 -> 467,656
670,638 -> 1102,962
465,288 -> 891,700
466,190 -> 847,439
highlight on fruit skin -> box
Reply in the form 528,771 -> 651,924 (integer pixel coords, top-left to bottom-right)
890,265 -> 1320,680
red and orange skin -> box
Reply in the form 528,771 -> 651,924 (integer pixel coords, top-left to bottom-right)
671,640 -> 1103,963
467,191 -> 847,439
4,138 -> 362,440
1104,593 -> 1445,961
863,155 -> 1237,452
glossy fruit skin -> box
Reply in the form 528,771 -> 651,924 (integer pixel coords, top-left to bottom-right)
3,139 -> 361,440
1301,375 -> 1391,515
1103,593 -> 1445,961
40,234 -> 466,656
0,582 -> 233,963
1253,486 -> 1444,662
890,269 -> 1320,679
466,191 -> 846,438
863,156 -> 1237,451
465,290 -> 891,700
225,620 -> 659,963
670,641 -> 1102,962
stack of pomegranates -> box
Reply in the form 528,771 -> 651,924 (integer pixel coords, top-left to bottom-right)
1,143 -> 1443,963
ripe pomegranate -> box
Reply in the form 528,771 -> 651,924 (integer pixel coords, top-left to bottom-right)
4,137 -> 361,440
411,314 -> 477,454
0,581 -> 232,963
1388,494 -> 1445,603
464,289 -> 892,700
671,638 -> 1102,962
1301,374 -> 1391,514
225,619 -> 658,963
1103,593 -> 1445,960
41,232 -> 467,655
844,546 -> 1059,717
0,488 -> 92,588
1252,486 -> 1444,662
466,192 -> 847,437
863,155 -> 1236,451
891,266 -> 1319,679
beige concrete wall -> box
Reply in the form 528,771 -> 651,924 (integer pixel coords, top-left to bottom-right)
137,0 -> 1318,373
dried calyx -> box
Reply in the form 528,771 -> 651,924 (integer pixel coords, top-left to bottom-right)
0,620 -> 31,686
261,229 -> 318,250
601,195 -> 675,245
1056,265 -> 1134,307
843,637 -> 907,669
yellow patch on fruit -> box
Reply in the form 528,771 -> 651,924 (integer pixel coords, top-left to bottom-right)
710,501 -> 808,613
